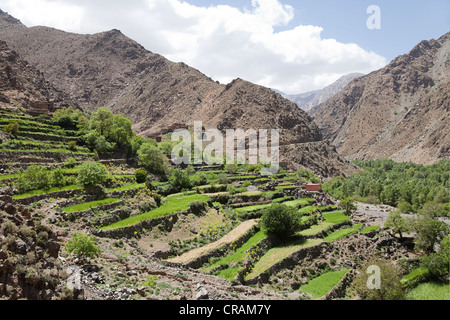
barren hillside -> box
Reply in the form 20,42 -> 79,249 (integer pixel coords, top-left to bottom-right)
311,32 -> 450,164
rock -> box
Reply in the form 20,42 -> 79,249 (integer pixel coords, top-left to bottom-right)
196,288 -> 209,300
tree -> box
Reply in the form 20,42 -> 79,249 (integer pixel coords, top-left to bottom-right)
340,198 -> 357,215
15,165 -> 51,192
66,233 -> 101,261
411,212 -> 449,254
420,236 -> 450,279
51,168 -> 66,188
137,142 -> 168,175
350,257 -> 405,300
135,169 -> 148,184
110,115 -> 133,147
169,169 -> 191,191
76,162 -> 108,187
261,204 -> 302,241
89,107 -> 113,137
384,211 -> 410,240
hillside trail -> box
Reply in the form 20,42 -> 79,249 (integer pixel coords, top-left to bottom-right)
168,219 -> 258,264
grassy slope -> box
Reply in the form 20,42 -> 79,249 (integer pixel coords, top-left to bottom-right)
62,198 -> 120,213
102,194 -> 210,230
299,269 -> 350,299
246,238 -> 324,279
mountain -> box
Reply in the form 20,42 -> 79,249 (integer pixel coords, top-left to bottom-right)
275,73 -> 364,112
0,9 -> 355,178
0,40 -> 71,112
311,32 -> 450,164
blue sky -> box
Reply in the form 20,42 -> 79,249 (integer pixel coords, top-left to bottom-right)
2,0 -> 449,94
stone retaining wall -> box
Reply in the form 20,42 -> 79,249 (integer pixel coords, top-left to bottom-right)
322,269 -> 356,300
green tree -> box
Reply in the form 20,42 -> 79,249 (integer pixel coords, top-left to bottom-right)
384,211 -> 410,240
351,257 -> 405,300
15,165 -> 51,192
137,142 -> 168,175
110,115 -> 133,147
420,236 -> 450,279
340,198 -> 357,215
89,107 -> 114,137
65,233 -> 101,261
261,204 -> 302,241
51,168 -> 66,188
169,169 -> 191,191
135,169 -> 148,184
411,212 -> 449,254
76,162 -> 108,187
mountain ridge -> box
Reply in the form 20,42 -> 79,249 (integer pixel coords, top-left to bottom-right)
311,32 -> 450,164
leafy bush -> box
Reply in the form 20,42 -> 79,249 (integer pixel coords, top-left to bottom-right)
76,162 -> 108,187
15,165 -> 51,192
261,204 -> 302,241
137,142 -> 168,174
189,201 -> 208,215
65,233 -> 101,261
135,169 -> 148,184
3,122 -> 19,135
169,169 -> 192,191
67,140 -> 77,151
51,168 -> 66,188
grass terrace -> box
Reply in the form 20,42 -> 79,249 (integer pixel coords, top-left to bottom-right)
62,198 -> 121,213
324,224 -> 362,242
12,185 -> 85,200
299,269 -> 350,299
406,282 -> 450,300
245,238 -> 324,280
101,194 -> 210,231
202,230 -> 268,280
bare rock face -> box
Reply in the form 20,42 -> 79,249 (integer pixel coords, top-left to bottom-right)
0,40 -> 71,111
311,32 -> 450,164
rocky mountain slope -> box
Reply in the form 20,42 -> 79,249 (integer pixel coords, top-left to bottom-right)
0,9 -> 356,178
0,40 -> 70,111
276,73 -> 364,112
0,10 -> 319,145
311,32 -> 450,164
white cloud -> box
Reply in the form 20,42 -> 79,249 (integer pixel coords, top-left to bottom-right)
1,0 -> 387,94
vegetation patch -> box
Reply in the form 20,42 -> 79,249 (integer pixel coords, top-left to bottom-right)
299,269 -> 350,299
101,194 -> 210,230
246,238 -> 323,280
62,198 -> 121,213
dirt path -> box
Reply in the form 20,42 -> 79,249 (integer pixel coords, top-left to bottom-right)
168,219 -> 258,264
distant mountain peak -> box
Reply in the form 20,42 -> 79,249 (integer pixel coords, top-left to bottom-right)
277,73 -> 364,112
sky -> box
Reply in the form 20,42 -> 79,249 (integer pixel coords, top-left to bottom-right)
1,0 -> 449,94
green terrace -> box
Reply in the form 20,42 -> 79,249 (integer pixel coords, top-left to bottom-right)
201,229 -> 268,281
101,193 -> 210,231
62,198 -> 121,213
12,185 -> 85,200
245,238 -> 324,280
298,269 -> 350,299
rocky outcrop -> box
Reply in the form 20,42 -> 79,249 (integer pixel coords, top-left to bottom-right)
0,195 -> 64,300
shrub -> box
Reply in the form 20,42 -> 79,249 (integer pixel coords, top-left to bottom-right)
65,233 -> 101,261
67,140 -> 77,151
137,142 -> 168,175
76,162 -> 107,187
64,157 -> 78,168
51,168 -> 66,188
189,201 -> 207,216
3,122 -> 19,135
15,165 -> 51,192
169,169 -> 191,191
135,169 -> 148,184
261,204 -> 302,241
